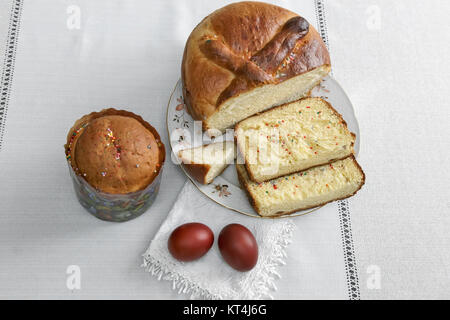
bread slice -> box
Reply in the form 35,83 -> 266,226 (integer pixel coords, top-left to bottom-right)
237,156 -> 365,217
178,142 -> 235,184
235,97 -> 355,183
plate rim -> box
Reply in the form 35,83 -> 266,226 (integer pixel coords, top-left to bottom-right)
165,77 -> 358,219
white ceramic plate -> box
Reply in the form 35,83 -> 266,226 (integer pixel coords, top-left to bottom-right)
166,76 -> 360,218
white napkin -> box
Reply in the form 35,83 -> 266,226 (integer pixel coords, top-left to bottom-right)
142,181 -> 295,300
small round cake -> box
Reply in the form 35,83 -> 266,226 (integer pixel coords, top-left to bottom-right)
65,109 -> 165,221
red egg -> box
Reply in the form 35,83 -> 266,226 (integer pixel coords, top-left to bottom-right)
218,224 -> 258,271
168,223 -> 214,262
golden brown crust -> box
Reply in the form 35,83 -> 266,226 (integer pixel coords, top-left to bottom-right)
64,109 -> 165,194
236,155 -> 365,217
180,155 -> 233,185
182,1 -> 331,130
235,97 -> 356,183
181,163 -> 211,185
182,162 -> 232,185
236,163 -> 261,214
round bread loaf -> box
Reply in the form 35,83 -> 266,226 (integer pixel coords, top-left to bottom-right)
65,109 -> 165,194
182,1 -> 331,133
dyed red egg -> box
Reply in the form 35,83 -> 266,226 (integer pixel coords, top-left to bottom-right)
168,223 -> 214,262
218,224 -> 258,271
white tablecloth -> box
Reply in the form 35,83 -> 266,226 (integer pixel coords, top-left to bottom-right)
0,0 -> 449,299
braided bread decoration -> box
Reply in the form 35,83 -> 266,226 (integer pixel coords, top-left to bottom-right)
181,1 -> 330,132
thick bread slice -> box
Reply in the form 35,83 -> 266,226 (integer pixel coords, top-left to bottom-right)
235,97 -> 355,183
236,156 -> 365,217
178,141 -> 235,184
